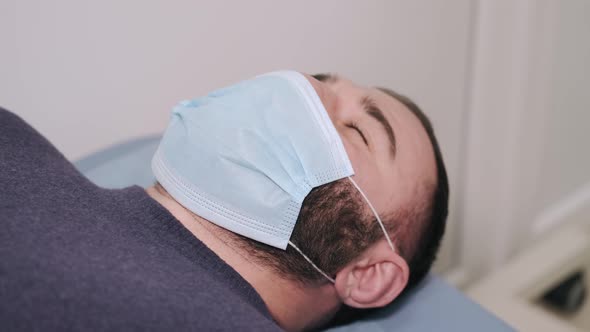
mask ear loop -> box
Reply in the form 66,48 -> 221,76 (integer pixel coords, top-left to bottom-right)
288,241 -> 336,283
347,177 -> 396,253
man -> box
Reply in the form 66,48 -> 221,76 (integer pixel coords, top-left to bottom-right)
0,71 -> 448,331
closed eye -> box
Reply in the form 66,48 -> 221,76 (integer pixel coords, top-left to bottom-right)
346,122 -> 369,146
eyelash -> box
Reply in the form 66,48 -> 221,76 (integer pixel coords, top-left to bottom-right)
346,122 -> 369,146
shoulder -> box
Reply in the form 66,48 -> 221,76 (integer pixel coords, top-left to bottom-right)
180,272 -> 281,331
0,107 -> 48,148
0,106 -> 85,202
0,107 -> 30,133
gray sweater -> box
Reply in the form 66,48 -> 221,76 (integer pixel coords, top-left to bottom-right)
0,108 -> 282,331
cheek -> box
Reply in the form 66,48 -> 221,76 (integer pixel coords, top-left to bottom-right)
341,137 -> 390,208
341,139 -> 371,180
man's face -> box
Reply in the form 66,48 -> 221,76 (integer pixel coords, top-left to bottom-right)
305,74 -> 437,221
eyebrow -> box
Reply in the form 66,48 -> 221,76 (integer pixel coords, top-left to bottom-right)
361,96 -> 397,158
312,73 -> 339,83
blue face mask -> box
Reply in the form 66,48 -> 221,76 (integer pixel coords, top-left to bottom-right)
153,70 -> 394,283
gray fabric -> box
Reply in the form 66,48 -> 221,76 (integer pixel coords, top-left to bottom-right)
73,130 -> 515,332
0,109 -> 280,331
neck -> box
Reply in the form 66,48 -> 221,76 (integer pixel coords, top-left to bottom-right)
146,186 -> 340,331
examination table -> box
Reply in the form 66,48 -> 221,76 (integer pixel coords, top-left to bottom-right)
75,135 -> 514,332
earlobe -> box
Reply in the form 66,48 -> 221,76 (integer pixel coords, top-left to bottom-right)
334,240 -> 409,308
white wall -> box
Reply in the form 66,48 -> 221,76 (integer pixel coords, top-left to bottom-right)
458,0 -> 590,284
534,0 -> 590,218
0,1 -> 473,272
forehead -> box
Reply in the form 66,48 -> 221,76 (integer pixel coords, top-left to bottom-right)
332,77 -> 437,188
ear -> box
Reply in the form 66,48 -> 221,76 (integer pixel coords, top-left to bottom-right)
333,239 -> 409,308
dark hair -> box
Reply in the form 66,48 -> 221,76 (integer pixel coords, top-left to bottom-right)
376,87 -> 449,290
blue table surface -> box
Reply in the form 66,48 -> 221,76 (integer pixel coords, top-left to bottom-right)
75,135 -> 514,332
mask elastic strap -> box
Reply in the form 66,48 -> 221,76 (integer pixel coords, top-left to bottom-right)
288,176 -> 396,284
288,241 -> 336,283
347,176 -> 396,252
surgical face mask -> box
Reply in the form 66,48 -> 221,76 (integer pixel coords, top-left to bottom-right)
152,70 -> 395,283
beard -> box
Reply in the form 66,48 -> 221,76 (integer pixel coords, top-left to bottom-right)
239,179 -> 382,284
